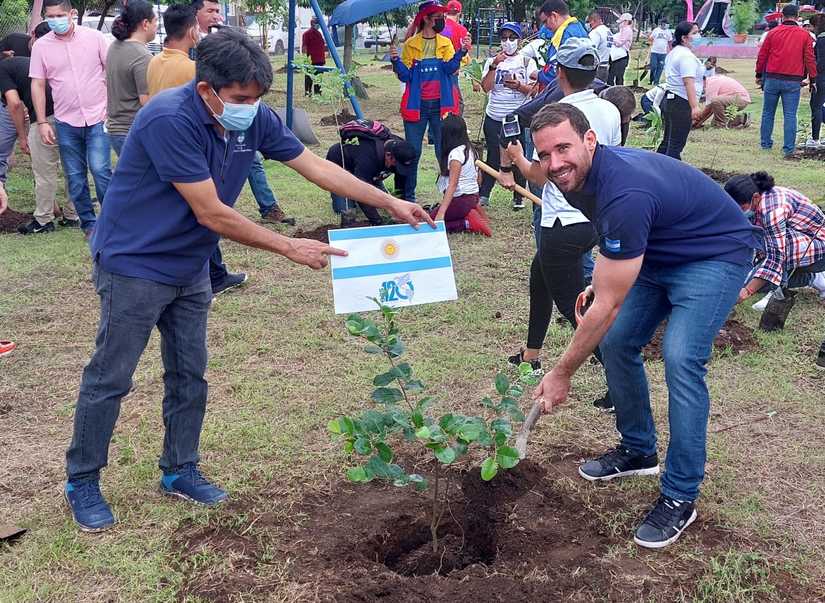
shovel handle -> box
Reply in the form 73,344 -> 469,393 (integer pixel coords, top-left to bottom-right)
575,285 -> 594,325
515,398 -> 544,459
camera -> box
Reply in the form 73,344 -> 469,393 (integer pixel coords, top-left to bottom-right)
501,113 -> 522,146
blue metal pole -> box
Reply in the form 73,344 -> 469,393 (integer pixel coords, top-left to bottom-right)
308,0 -> 363,119
286,0 -> 296,129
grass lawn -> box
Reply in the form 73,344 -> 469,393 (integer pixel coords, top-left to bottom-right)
1,52 -> 824,602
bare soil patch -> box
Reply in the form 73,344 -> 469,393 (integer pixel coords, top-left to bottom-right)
319,109 -> 358,126
292,220 -> 374,242
701,167 -> 738,184
644,318 -> 758,361
785,147 -> 825,162
171,449 -> 809,602
0,208 -> 31,234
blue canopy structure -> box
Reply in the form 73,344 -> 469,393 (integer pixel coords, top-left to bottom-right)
285,0 -> 418,130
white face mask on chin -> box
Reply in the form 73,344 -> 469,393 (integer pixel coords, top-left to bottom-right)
502,39 -> 518,55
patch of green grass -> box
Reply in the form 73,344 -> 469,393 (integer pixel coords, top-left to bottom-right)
692,549 -> 776,602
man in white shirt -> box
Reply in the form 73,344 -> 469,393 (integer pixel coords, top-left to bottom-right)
586,10 -> 612,82
648,19 -> 672,85
505,37 -> 620,412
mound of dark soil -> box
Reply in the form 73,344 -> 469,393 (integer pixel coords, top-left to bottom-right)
644,318 -> 758,361
701,167 -> 738,184
381,63 -> 394,70
319,109 -> 358,126
0,208 -> 31,234
785,147 -> 825,161
292,221 -> 374,242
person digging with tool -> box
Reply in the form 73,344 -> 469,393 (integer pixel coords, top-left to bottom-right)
527,102 -> 762,549
63,29 -> 434,533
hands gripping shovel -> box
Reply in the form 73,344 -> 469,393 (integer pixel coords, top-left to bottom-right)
514,286 -> 594,459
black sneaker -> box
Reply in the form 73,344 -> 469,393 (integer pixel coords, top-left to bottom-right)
634,495 -> 697,549
212,272 -> 248,296
592,391 -> 614,413
507,349 -> 541,371
578,445 -> 659,481
816,341 -> 825,370
58,217 -> 81,228
17,219 -> 55,235
512,197 -> 525,210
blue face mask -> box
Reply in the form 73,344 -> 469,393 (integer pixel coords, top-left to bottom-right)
47,16 -> 71,35
210,88 -> 259,132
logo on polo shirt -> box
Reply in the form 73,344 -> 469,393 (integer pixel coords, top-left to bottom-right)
604,237 -> 621,252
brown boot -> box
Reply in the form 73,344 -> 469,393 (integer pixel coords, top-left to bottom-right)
261,207 -> 295,226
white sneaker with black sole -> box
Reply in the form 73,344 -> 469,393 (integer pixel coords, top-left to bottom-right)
578,445 -> 659,481
634,495 -> 697,549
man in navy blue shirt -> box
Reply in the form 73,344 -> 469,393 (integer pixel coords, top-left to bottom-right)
64,28 -> 433,533
528,103 -> 761,549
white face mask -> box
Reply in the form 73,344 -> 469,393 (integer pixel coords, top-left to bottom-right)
502,39 -> 518,55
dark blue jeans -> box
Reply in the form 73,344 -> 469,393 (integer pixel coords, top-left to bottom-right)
403,99 -> 443,202
66,265 -> 212,481
598,259 -> 749,502
54,120 -> 112,232
649,52 -> 666,85
247,152 -> 280,217
108,133 -> 127,157
760,77 -> 801,155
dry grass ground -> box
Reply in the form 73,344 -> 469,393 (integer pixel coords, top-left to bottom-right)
0,53 -> 824,602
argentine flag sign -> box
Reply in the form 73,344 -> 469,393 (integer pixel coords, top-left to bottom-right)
328,222 -> 458,314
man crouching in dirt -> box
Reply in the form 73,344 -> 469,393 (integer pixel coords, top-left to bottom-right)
63,28 -> 433,532
528,103 -> 762,548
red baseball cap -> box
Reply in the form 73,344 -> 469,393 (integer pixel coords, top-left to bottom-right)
412,1 -> 447,29
446,0 -> 462,13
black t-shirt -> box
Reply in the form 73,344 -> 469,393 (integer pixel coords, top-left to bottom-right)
325,139 -> 408,198
1,33 -> 31,58
0,56 -> 54,117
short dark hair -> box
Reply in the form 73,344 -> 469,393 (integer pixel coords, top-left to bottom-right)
195,27 -> 273,93
164,4 -> 197,40
560,65 -> 595,89
33,21 -> 52,38
539,0 -> 569,18
43,0 -> 72,11
672,20 -> 696,46
191,0 -> 220,11
111,0 -> 155,41
811,13 -> 825,35
599,86 -> 636,122
724,172 -> 775,205
530,102 -> 591,138
781,3 -> 798,18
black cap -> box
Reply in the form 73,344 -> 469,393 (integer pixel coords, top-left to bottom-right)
387,139 -> 416,176
782,4 -> 798,18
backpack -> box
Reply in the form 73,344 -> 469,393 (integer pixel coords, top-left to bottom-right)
339,119 -> 393,145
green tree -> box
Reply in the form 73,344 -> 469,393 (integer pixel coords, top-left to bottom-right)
245,0 -> 287,50
0,0 -> 30,35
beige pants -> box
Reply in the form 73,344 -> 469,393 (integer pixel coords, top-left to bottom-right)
708,95 -> 750,127
28,116 -> 77,225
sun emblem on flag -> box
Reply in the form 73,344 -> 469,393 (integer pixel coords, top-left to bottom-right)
381,239 -> 399,259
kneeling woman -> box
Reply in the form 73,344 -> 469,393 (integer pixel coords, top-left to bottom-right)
725,171 -> 825,304
430,115 -> 490,235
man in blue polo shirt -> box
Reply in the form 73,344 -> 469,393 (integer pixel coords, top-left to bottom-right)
528,103 -> 761,549
64,28 -> 433,533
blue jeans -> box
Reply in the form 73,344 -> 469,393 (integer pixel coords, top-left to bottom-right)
649,52 -> 666,85
760,77 -> 801,155
0,103 -> 17,183
66,265 -> 211,481
403,99 -> 443,202
108,133 -> 127,157
599,259 -> 749,502
247,152 -> 280,217
54,120 -> 112,232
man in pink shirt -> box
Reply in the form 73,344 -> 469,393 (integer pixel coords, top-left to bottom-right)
30,0 -> 112,236
693,74 -> 753,128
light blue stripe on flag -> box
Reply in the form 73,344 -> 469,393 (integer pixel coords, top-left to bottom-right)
332,256 -> 453,280
328,222 -> 445,242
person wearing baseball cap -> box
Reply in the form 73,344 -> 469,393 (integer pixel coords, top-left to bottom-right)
505,36 -> 620,414
608,12 -> 634,85
443,0 -> 472,62
391,1 -> 470,201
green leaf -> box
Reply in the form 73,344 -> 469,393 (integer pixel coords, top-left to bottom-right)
347,466 -> 370,482
376,442 -> 393,463
494,431 -> 507,447
434,446 -> 456,464
415,426 -> 431,439
388,340 -> 405,358
345,318 -> 362,336
439,414 -> 459,434
409,474 -> 428,491
353,437 -> 372,455
405,379 -> 425,393
507,406 -> 526,422
364,344 -> 383,354
415,397 -> 434,412
480,457 -> 498,481
518,361 -> 534,377
411,411 -> 424,428
490,417 -> 512,436
371,387 -> 404,404
452,441 -> 468,457
480,396 -> 495,408
339,416 -> 355,435
395,362 -> 413,379
508,385 -> 524,398
373,371 -> 397,386
495,373 -> 509,396
497,446 -> 520,469
458,421 -> 484,442
327,419 -> 342,434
